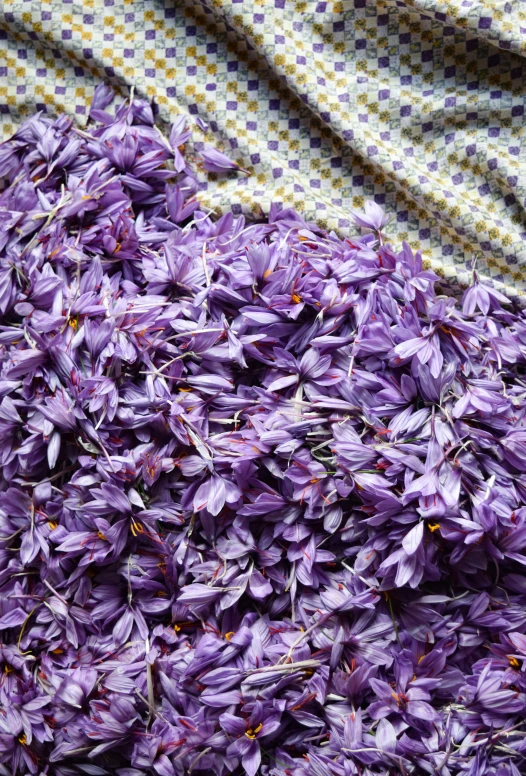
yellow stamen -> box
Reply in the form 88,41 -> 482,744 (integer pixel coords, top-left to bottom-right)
51,648 -> 63,654
263,268 -> 272,278
508,656 -> 520,668
224,631 -> 235,641
291,294 -> 302,304
130,520 -> 144,537
68,317 -> 78,331
245,722 -> 263,739
48,521 -> 58,530
428,523 -> 440,532
174,624 -> 181,632
18,734 -> 27,746
97,531 -> 107,541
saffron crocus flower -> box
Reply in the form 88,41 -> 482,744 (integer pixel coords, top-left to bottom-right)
55,518 -> 128,566
220,700 -> 283,776
462,271 -> 509,315
131,718 -> 185,775
349,200 -> 393,232
368,655 -> 440,731
169,115 -> 191,152
195,116 -> 209,132
391,327 -> 444,378
201,146 -> 249,174
0,689 -> 53,774
84,697 -> 139,756
89,82 -> 115,122
458,661 -> 526,729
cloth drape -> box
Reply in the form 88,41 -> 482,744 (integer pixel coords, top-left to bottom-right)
1,0 -> 525,297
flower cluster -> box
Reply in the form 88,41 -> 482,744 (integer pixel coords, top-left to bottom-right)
0,86 -> 525,776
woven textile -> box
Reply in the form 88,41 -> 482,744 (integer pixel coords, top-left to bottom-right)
1,0 -> 525,297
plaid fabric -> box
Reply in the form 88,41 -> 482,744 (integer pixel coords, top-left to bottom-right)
1,0 -> 525,296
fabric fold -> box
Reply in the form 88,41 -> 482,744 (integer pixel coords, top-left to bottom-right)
0,0 -> 525,296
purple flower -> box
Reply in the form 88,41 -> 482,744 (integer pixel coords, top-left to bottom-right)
368,655 -> 440,730
132,719 -> 184,775
0,690 -> 52,774
201,146 -> 249,174
462,272 -> 509,316
89,82 -> 115,122
195,117 -> 209,132
458,661 -> 526,729
350,200 -> 393,232
84,697 -> 139,755
391,329 -> 444,378
220,700 -> 283,776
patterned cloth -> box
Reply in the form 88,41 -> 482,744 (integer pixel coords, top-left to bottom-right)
1,0 -> 525,297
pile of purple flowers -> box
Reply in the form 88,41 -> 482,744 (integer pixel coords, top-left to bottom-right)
0,86 -> 525,776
